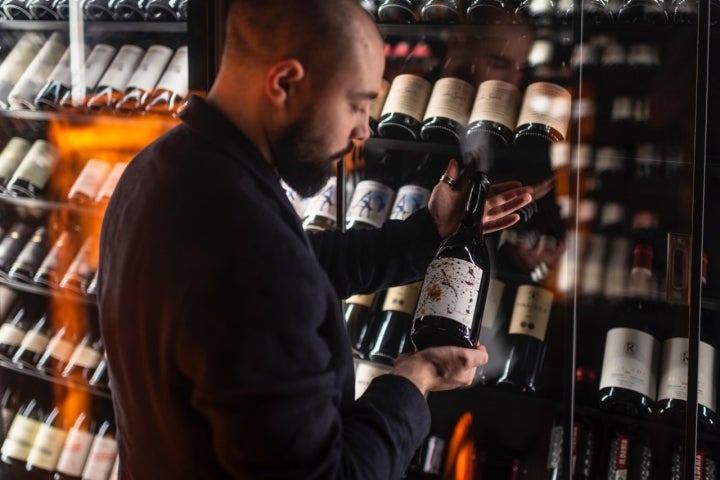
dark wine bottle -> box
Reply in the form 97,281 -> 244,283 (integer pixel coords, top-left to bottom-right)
54,410 -> 95,480
114,44 -> 174,114
367,282 -> 422,364
0,379 -> 21,442
671,0 -> 697,24
2,0 -> 33,18
466,0 -> 514,24
5,139 -> 60,199
11,311 -> 52,369
113,0 -> 147,20
28,0 -> 62,20
302,177 -> 338,232
58,43 -> 117,112
84,44 -> 145,112
67,159 -> 112,206
472,275 -> 509,385
62,332 -> 103,383
33,44 -> 82,111
377,0 -> 422,22
368,78 -> 390,137
145,0 -> 183,20
0,300 -> 39,360
0,222 -> 34,274
411,171 -> 492,350
598,244 -> 662,417
0,33 -> 45,110
33,230 -> 79,289
25,403 -> 70,476
616,0 -> 668,24
418,0 -> 465,23
345,155 -> 399,231
0,395 -> 48,474
88,353 -> 109,390
59,236 -> 98,295
35,323 -> 79,375
0,137 -> 32,191
83,0 -> 119,20
8,225 -> 51,283
345,292 -> 383,359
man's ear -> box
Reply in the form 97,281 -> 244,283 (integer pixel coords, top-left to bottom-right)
265,59 -> 305,109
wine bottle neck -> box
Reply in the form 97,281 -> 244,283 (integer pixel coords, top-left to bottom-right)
460,171 -> 490,235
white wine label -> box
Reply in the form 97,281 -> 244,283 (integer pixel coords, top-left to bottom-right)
1,415 -> 42,460
280,180 -> 308,218
389,185 -> 430,221
82,437 -> 118,480
481,278 -> 505,329
154,45 -> 189,96
700,340 -> 718,412
11,140 -> 59,191
508,285 -> 553,341
380,74 -> 432,122
382,282 -> 422,315
469,80 -> 521,131
46,47 -> 73,86
422,77 -> 474,126
56,429 -> 94,476
84,44 -> 118,90
657,338 -> 717,411
0,33 -> 45,88
422,436 -> 446,474
369,78 -> 390,121
66,345 -> 102,370
346,180 -> 395,228
18,330 -> 50,354
516,82 -> 572,139
110,455 -> 119,480
354,361 -> 391,399
0,323 -> 25,346
414,258 -> 485,329
303,177 -> 337,222
45,334 -> 74,362
345,293 -> 375,308
98,45 -> 145,92
69,159 -> 112,201
26,423 -> 68,471
96,162 -> 129,203
8,32 -> 68,110
0,137 -> 31,179
599,327 -> 659,399
126,45 -> 174,92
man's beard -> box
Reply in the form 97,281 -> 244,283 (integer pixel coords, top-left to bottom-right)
271,115 -> 353,198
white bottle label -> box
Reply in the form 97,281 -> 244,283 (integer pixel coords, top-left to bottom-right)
12,139 -> 59,190
422,77 -> 474,126
84,44 -> 118,90
280,180 -> 308,218
380,74 -> 432,122
508,285 -> 553,341
154,45 -> 189,96
96,162 -> 129,203
0,33 -> 45,93
389,185 -> 430,221
369,78 -> 390,121
469,80 -> 521,131
346,180 -> 395,228
0,286 -> 17,321
45,334 -> 74,363
354,361 -> 391,399
26,423 -> 68,471
45,46 -> 73,87
0,323 -> 25,346
18,330 -> 50,354
345,293 -> 375,308
0,137 -> 31,179
481,278 -> 505,330
303,177 -> 337,222
1,415 -> 42,460
67,345 -> 102,369
69,159 -> 112,201
8,33 -> 68,109
98,45 -> 145,92
126,45 -> 174,92
82,436 -> 118,480
382,282 -> 422,315
109,454 -> 119,480
658,338 -> 717,412
414,258 -> 485,329
599,327 -> 659,399
55,428 -> 94,476
516,82 -> 572,139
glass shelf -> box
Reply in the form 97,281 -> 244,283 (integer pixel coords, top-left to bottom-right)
0,20 -> 68,30
0,192 -> 103,218
0,276 -> 97,306
0,19 -> 185,33
0,357 -> 110,399
0,108 -> 180,126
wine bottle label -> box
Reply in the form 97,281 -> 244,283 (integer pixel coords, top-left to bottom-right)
45,46 -> 73,87
380,74 -> 432,122
45,334 -> 74,363
1,415 -> 42,460
422,77 -> 474,126
658,338 -> 717,411
345,293 -> 375,308
82,437 -> 118,480
0,33 -> 45,88
346,180 -> 395,228
611,97 -> 633,122
96,162 -> 129,203
126,45 -> 174,92
302,177 -> 337,222
8,33 -> 68,109
69,159 -> 112,201
26,423 -> 68,471
516,82 -> 572,139
67,345 -> 102,370
0,287 -> 18,321
389,185 -> 430,221
508,285 -> 553,341
110,455 -> 119,480
0,323 -> 25,347
422,436 -> 446,475
610,434 -> 630,479
468,80 -> 521,131
18,330 -> 50,354
546,425 -> 563,469
599,327 -> 659,399
84,44 -> 118,90
480,278 -> 505,330
353,361 -> 391,399
369,78 -> 390,122
382,282 -> 422,315
0,137 -> 31,179
97,45 -> 145,92
11,140 -> 59,191
154,46 -> 189,96
56,428 -> 94,476
414,258 -> 485,329
280,180 -> 308,218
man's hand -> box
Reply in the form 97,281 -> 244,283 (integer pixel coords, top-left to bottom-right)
390,344 -> 489,396
428,159 -> 536,238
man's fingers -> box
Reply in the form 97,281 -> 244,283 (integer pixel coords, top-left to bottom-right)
483,213 -> 521,234
485,191 -> 533,220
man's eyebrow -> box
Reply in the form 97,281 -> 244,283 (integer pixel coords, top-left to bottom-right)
349,90 -> 378,100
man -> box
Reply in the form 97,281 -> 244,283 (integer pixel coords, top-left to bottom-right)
98,1 -> 534,478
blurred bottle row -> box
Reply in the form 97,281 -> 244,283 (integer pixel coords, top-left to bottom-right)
360,0 -> 705,27
0,377 -> 116,479
0,0 -> 187,21
0,32 -> 189,116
